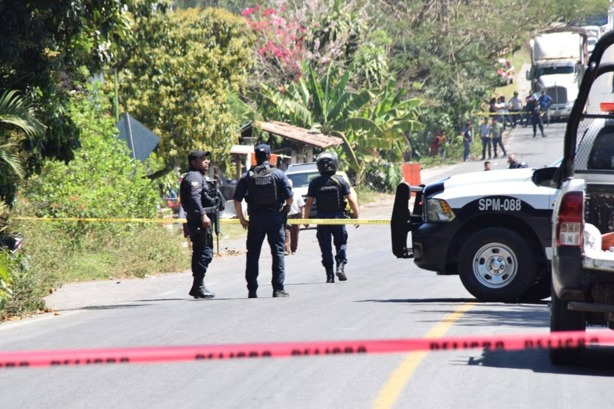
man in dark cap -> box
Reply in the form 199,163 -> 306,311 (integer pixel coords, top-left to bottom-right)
233,144 -> 293,298
179,149 -> 223,299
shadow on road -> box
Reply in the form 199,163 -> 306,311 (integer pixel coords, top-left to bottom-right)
359,298 -> 549,329
463,346 -> 614,375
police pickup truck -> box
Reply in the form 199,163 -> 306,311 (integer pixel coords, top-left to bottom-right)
391,162 -> 561,303
550,31 -> 614,365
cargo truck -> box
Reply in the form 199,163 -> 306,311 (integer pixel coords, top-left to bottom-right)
527,29 -> 588,121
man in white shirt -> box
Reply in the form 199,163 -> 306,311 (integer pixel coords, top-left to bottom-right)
508,91 -> 523,128
285,178 -> 306,255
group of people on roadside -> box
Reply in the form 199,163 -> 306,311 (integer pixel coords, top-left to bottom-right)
430,130 -> 447,158
493,90 -> 552,137
180,145 -> 360,300
468,88 -> 553,163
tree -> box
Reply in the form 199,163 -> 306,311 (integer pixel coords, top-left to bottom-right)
374,0 -> 609,148
0,0 -> 161,170
0,91 -> 45,206
21,83 -> 160,239
114,7 -> 255,176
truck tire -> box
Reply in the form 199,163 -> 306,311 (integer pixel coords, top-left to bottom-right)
549,288 -> 585,366
458,228 -> 537,302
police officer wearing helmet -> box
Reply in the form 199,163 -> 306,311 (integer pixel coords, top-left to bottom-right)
233,144 -> 293,298
180,149 -> 225,299
304,151 -> 360,283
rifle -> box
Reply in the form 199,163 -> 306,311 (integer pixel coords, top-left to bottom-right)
207,180 -> 225,255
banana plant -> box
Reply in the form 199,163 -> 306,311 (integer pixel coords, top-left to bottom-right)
257,64 -> 422,185
0,90 -> 45,205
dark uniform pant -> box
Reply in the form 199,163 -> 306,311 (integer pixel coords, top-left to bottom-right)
316,212 -> 348,269
245,210 -> 286,292
189,225 -> 213,279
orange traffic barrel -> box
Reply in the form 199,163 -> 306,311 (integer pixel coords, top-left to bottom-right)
401,162 -> 421,187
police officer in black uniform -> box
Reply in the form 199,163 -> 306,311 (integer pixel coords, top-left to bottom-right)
233,144 -> 293,298
180,149 -> 224,299
304,151 -> 360,283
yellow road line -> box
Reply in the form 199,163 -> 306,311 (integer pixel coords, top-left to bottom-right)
372,302 -> 476,409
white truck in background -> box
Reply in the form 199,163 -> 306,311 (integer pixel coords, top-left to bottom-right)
527,29 -> 588,121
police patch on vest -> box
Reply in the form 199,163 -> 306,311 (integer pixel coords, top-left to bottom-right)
249,165 -> 278,206
317,177 -> 343,212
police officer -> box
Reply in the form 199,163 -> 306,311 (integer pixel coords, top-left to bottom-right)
233,144 -> 293,298
179,149 -> 223,299
304,151 -> 360,283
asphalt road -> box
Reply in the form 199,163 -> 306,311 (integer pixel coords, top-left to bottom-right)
1,122 -> 614,409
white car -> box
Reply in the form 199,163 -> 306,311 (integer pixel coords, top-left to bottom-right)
285,163 -> 356,218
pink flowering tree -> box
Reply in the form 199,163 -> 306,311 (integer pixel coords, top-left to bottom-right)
242,4 -> 307,84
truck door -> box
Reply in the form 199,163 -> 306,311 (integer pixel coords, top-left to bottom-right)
391,182 -> 422,258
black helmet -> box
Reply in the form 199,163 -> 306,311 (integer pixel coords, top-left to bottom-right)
316,151 -> 338,175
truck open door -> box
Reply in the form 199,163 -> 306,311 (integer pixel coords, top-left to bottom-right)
390,182 -> 422,258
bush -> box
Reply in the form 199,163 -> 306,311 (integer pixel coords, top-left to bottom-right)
0,84 -> 191,321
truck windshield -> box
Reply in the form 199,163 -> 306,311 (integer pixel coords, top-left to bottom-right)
538,66 -> 574,76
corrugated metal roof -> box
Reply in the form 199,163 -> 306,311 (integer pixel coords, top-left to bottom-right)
253,120 -> 344,148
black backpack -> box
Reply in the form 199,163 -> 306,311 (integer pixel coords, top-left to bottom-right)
248,164 -> 278,206
317,176 -> 344,213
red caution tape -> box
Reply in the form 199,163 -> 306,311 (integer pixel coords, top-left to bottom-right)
1,331 -> 612,368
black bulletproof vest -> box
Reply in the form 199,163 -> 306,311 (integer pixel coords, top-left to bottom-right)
317,177 -> 343,212
248,164 -> 278,206
180,171 -> 217,212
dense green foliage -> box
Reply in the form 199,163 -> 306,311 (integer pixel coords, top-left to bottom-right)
3,85 -> 189,318
258,64 -> 423,185
0,0 -> 162,171
0,91 -> 46,205
21,84 -> 160,232
114,7 -> 255,175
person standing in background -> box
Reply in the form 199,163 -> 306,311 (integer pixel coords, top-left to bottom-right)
479,117 -> 492,160
462,120 -> 472,162
490,117 -> 506,158
284,178 -> 305,255
526,93 -> 546,137
508,91 -> 523,128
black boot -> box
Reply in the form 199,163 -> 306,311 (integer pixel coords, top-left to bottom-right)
189,276 -> 215,299
336,262 -> 347,281
326,267 -> 335,283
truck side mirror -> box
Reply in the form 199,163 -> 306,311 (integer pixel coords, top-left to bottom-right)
526,70 -> 532,80
532,166 -> 558,187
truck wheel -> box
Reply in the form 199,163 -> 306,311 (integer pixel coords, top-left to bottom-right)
458,228 -> 536,302
549,288 -> 585,366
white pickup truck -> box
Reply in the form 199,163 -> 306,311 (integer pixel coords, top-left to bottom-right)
550,30 -> 614,365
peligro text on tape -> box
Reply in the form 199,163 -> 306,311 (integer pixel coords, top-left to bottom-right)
13,217 -> 390,225
0,330 -> 611,369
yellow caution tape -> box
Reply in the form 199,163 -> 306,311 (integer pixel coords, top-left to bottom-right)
288,218 -> 388,225
13,217 -> 390,225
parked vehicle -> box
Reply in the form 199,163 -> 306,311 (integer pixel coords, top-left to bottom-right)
550,30 -> 614,365
391,159 -> 562,303
527,28 -> 588,121
285,163 -> 357,218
